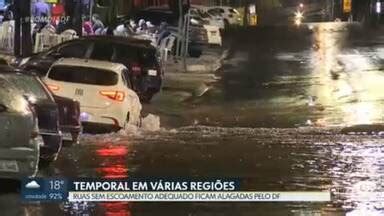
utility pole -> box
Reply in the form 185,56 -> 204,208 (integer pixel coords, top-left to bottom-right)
64,0 -> 83,35
89,0 -> 93,21
21,0 -> 32,57
176,0 -> 183,58
13,0 -> 32,57
183,9 -> 190,72
13,0 -> 21,56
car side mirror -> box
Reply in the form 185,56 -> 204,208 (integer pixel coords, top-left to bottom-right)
0,104 -> 7,112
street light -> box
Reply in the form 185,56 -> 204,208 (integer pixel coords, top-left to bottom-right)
295,11 -> 304,19
376,1 -> 382,14
294,11 -> 304,26
295,18 -> 302,26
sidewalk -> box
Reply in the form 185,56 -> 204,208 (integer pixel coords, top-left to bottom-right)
162,47 -> 228,97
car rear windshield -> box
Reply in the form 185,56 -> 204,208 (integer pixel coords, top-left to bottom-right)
3,74 -> 50,100
48,66 -> 118,86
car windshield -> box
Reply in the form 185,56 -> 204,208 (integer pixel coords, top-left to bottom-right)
48,66 -> 118,86
2,74 -> 50,101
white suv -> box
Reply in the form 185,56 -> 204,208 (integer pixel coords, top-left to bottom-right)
44,58 -> 142,131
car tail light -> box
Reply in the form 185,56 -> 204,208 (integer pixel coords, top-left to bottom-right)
131,63 -> 142,76
47,84 -> 60,91
99,91 -> 125,102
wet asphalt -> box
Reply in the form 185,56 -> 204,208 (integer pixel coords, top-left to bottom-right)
1,22 -> 384,216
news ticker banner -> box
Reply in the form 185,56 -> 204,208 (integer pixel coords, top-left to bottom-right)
21,178 -> 331,202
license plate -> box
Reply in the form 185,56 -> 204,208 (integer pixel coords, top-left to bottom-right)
148,70 -> 157,76
0,160 -> 19,172
75,88 -> 84,96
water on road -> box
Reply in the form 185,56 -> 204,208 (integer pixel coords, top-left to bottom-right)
2,22 -> 384,216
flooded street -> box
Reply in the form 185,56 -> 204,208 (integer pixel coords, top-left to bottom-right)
151,22 -> 384,128
2,22 -> 384,215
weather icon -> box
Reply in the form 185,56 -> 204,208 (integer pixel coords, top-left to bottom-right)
25,180 -> 41,189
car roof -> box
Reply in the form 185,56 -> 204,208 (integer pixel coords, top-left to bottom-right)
0,65 -> 34,76
79,36 -> 155,49
52,58 -> 127,72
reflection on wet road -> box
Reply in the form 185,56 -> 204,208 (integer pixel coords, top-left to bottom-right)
22,127 -> 384,215
2,22 -> 384,216
160,22 -> 384,128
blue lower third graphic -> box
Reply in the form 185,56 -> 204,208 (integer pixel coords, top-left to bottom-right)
21,178 -> 68,202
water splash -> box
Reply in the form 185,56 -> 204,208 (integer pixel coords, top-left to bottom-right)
140,114 -> 161,132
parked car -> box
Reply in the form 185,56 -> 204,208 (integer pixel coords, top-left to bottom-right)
0,77 -> 40,179
0,66 -> 81,157
43,58 -> 142,132
0,72 -> 62,163
19,36 -> 162,102
205,6 -> 242,26
188,10 -> 222,46
201,24 -> 222,46
190,7 -> 225,30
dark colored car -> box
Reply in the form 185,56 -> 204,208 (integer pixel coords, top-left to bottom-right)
20,36 -> 162,102
0,66 -> 81,161
0,70 -> 60,162
0,77 -> 40,178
